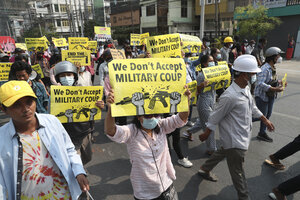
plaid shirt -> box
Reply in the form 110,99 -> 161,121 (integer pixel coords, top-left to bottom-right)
254,63 -> 273,102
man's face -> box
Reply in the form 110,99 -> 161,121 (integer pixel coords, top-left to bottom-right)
16,70 -> 30,81
3,97 -> 36,124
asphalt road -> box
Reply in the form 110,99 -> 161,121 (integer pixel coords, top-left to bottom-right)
0,60 -> 299,200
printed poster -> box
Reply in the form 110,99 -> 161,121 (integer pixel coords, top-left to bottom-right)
50,86 -> 103,123
25,38 -> 48,51
187,80 -> 197,105
0,63 -> 12,81
108,58 -> 188,117
111,49 -> 126,59
53,38 -> 68,47
62,50 -> 91,66
31,64 -> 44,78
140,32 -> 150,45
147,33 -> 182,58
130,34 -> 141,46
88,41 -> 98,53
180,34 -> 202,54
68,37 -> 89,50
202,61 -> 231,92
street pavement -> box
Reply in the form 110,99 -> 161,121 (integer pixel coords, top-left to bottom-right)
0,60 -> 299,200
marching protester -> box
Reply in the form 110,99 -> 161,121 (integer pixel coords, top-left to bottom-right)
8,61 -> 49,113
104,87 -> 191,200
251,38 -> 267,67
0,81 -> 89,199
36,50 -> 51,88
201,37 -> 211,55
198,55 -> 275,200
210,47 -> 222,65
245,40 -> 256,55
220,36 -> 234,65
241,39 -> 248,54
254,47 -> 286,142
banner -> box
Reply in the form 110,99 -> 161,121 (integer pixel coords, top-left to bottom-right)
62,50 -> 91,66
25,38 -> 48,51
94,26 -> 111,37
50,86 -> 103,123
31,64 -> 44,78
140,32 -> 150,45
187,80 -> 197,105
108,58 -> 188,117
53,38 -> 68,47
281,73 -> 287,96
189,56 -> 201,71
42,36 -> 50,45
68,37 -> 89,50
0,36 -> 15,52
147,33 -> 181,58
202,61 -> 231,92
130,34 -> 141,46
0,63 -> 12,81
88,41 -> 98,53
180,34 -> 202,54
111,49 -> 126,59
15,43 -> 27,51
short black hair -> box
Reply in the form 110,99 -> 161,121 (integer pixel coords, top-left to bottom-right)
200,54 -> 210,67
234,35 -> 240,42
210,48 -> 218,56
9,61 -> 32,79
15,54 -> 28,63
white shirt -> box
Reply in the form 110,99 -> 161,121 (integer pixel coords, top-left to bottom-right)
245,45 -> 255,54
77,71 -> 92,86
107,114 -> 186,199
207,82 -> 263,150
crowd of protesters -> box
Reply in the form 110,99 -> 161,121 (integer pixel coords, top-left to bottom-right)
0,34 -> 297,200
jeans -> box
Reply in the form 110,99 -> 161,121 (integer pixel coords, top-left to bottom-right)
188,104 -> 193,121
255,96 -> 275,134
278,174 -> 300,195
167,128 -> 184,160
273,135 -> 300,160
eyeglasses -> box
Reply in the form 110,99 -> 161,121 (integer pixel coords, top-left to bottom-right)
143,114 -> 160,119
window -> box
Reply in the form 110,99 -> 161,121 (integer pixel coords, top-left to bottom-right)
113,16 -> 117,23
207,0 -> 220,4
181,0 -> 187,17
56,19 -> 61,27
88,6 -> 92,14
60,4 -> 67,12
146,4 -> 155,16
62,20 -> 69,27
54,4 -> 59,12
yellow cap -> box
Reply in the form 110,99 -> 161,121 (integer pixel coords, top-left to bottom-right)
0,81 -> 37,107
224,36 -> 233,43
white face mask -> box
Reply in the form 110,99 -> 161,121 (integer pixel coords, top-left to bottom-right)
60,76 -> 75,86
206,42 -> 210,47
208,61 -> 215,67
216,54 -> 222,60
79,66 -> 85,72
229,44 -> 233,48
276,56 -> 283,63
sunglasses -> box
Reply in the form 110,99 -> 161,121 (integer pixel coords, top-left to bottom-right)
143,114 -> 160,119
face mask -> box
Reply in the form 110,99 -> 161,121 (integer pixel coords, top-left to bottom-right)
216,54 -> 222,60
80,66 -> 85,72
142,117 -> 159,130
276,56 -> 283,63
206,42 -> 210,47
248,74 -> 257,84
60,76 -> 75,86
208,61 -> 215,67
183,57 -> 189,63
244,43 -> 248,46
229,44 -> 233,48
251,44 -> 255,47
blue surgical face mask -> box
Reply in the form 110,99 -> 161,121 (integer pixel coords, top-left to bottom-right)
216,54 -> 222,60
208,61 -> 215,67
248,74 -> 257,84
183,57 -> 189,63
60,76 -> 75,86
142,117 -> 159,130
80,66 -> 85,72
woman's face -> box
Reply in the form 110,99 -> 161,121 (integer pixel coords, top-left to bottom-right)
203,56 -> 214,67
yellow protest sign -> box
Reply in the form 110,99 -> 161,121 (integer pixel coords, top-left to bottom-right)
202,61 -> 231,92
53,38 -> 68,47
0,63 -> 12,81
50,86 -> 103,123
15,43 -> 27,51
187,80 -> 197,105
130,34 -> 141,46
108,58 -> 188,117
42,36 -> 50,45
31,64 -> 44,78
68,37 -> 89,50
94,26 -> 111,35
25,38 -> 48,51
111,49 -> 126,59
189,56 -> 202,71
147,33 -> 181,58
62,50 -> 91,66
180,34 -> 202,54
281,73 -> 287,96
88,41 -> 98,53
140,32 -> 150,45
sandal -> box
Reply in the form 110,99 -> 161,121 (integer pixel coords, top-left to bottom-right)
264,159 -> 286,170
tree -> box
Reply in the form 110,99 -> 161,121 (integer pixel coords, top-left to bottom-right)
84,20 -> 102,38
235,4 -> 281,39
23,23 -> 58,39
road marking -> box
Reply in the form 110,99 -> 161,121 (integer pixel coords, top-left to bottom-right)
273,111 -> 300,121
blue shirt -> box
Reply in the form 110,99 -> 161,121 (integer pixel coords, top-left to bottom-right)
0,113 -> 86,200
31,81 -> 49,113
254,63 -> 273,102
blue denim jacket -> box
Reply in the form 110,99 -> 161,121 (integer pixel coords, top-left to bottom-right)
0,113 -> 86,200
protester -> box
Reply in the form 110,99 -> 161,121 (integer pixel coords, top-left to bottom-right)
251,38 -> 267,67
202,37 -> 211,55
233,36 -> 243,56
104,87 -> 191,200
8,61 -> 49,113
36,51 -> 51,88
198,55 -> 275,200
241,39 -> 248,54
0,80 -> 89,199
220,36 -> 234,64
286,34 -> 295,60
99,49 -> 112,87
254,47 -> 286,142
245,40 -> 255,55
266,135 -> 300,199
9,47 -> 23,63
210,47 -> 222,65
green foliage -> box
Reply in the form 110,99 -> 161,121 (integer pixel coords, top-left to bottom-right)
112,26 -> 140,45
23,24 -> 58,39
84,20 -> 101,38
235,4 -> 281,39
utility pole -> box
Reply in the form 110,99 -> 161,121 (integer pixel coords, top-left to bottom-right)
6,21 -> 12,37
200,0 -> 205,39
83,0 -> 88,22
65,0 -> 73,36
215,0 -> 218,38
69,0 -> 77,36
79,0 -> 85,36
130,0 -> 134,33
39,23 -> 43,36
74,0 -> 81,36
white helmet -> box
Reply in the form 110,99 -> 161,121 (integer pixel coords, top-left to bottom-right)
232,55 -> 261,73
265,47 -> 284,57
